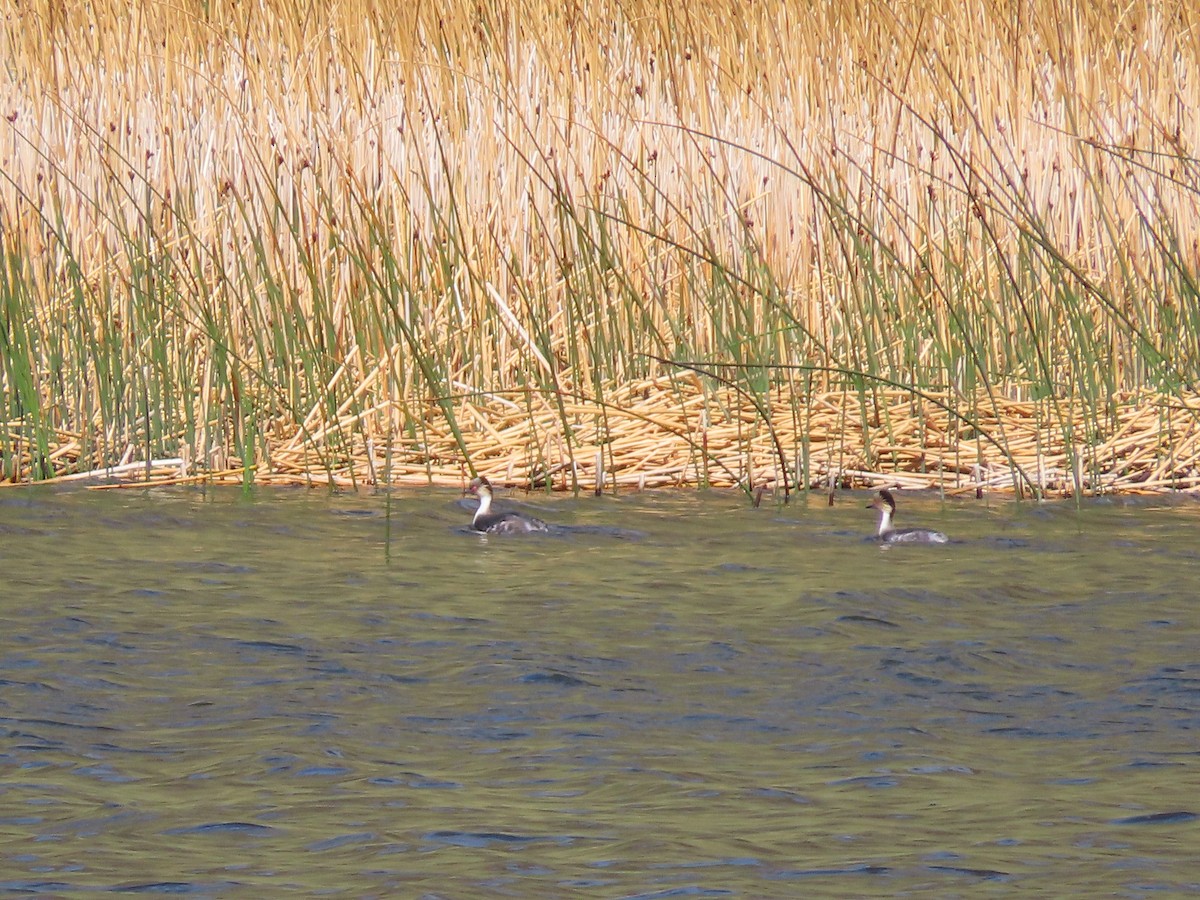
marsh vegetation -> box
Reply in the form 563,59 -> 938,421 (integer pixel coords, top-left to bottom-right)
3,1 -> 1199,495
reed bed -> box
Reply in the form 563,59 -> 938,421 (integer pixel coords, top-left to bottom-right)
3,0 -> 1200,496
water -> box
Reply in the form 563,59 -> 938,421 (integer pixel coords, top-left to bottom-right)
1,485 -> 1199,896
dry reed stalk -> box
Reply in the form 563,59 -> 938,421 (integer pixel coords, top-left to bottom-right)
33,379 -> 1194,497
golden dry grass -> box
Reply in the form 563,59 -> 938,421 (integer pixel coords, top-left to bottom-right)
33,378 -> 1200,496
2,0 -> 1200,494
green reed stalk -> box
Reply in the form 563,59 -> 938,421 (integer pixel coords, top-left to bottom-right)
0,248 -> 44,481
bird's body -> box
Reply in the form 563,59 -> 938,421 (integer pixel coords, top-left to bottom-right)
467,477 -> 550,534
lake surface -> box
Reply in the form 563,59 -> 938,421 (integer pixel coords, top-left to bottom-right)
1,484 -> 1199,896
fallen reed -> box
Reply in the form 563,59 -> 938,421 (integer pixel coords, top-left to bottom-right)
2,0 -> 1199,495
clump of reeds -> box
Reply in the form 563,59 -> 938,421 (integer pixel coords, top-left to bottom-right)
3,0 -> 1200,495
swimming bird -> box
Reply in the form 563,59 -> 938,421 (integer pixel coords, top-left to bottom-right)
867,489 -> 948,544
467,476 -> 550,535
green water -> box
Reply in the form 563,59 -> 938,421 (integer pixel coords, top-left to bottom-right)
1,485 -> 1199,895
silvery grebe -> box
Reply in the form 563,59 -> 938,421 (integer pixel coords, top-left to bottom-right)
867,489 -> 948,544
467,476 -> 550,535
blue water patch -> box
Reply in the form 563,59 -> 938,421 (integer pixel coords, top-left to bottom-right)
115,883 -> 231,894
374,771 -> 462,789
0,882 -> 74,893
295,765 -> 352,777
836,614 -> 900,628
927,865 -> 1012,880
234,640 -> 306,653
771,864 -> 891,879
518,671 -> 593,687
175,561 -> 256,574
163,823 -> 277,836
306,832 -> 376,851
1126,759 -> 1184,769
73,765 -> 135,783
423,830 -> 573,848
559,878 -> 618,888
1111,811 -> 1198,826
827,774 -> 902,789
620,888 -> 736,898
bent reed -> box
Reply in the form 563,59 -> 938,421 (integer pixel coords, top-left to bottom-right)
3,0 -> 1200,496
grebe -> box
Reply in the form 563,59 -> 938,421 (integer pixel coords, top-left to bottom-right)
467,477 -> 550,535
867,489 -> 948,544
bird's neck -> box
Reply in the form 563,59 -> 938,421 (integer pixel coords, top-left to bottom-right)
474,490 -> 492,522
